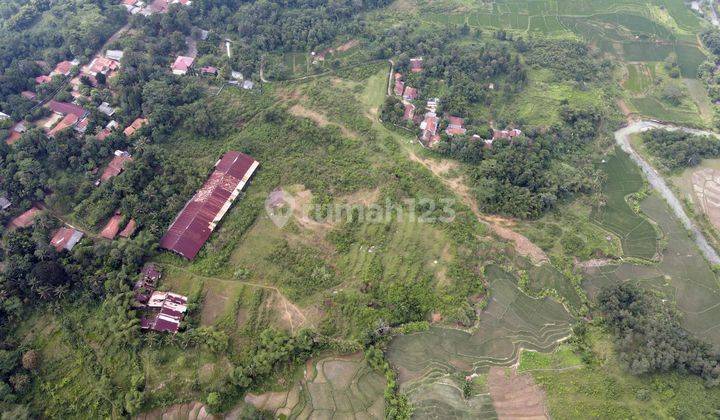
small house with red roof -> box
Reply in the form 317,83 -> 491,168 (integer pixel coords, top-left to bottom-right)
403,86 -> 418,101
171,56 -> 195,75
21,91 -> 37,101
5,122 -> 26,145
119,219 -> 137,238
420,113 -> 440,146
100,213 -> 123,239
47,100 -> 88,119
200,66 -> 218,75
410,57 -> 423,73
403,103 -> 415,121
47,113 -> 79,138
50,227 -> 84,252
140,291 -> 188,333
51,60 -> 77,77
492,128 -> 522,140
8,206 -> 41,229
124,117 -> 147,137
35,75 -> 51,84
85,57 -> 120,77
445,116 -> 467,136
99,150 -> 132,183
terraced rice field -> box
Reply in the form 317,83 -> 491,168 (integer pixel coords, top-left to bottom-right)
419,0 -> 708,124
591,149 -> 659,260
527,264 -> 584,311
386,265 -> 573,418
245,353 -> 385,418
584,194 -> 720,347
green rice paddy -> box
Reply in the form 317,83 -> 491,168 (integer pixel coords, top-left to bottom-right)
591,149 -> 659,260
585,193 -> 720,346
386,264 -> 573,417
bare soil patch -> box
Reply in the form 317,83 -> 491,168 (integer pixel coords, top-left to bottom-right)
200,287 -> 229,326
488,366 -> 548,420
691,168 -> 720,230
336,39 -> 359,52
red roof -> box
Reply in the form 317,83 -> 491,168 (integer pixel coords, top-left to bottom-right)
445,116 -> 466,136
124,117 -> 147,137
47,113 -> 79,138
97,128 -> 112,141
160,151 -> 259,260
50,227 -> 83,251
35,75 -> 51,84
47,100 -> 87,118
403,86 -> 418,100
21,91 -> 37,101
9,207 -> 40,229
100,152 -> 132,182
171,56 -> 195,73
492,128 -> 522,140
100,214 -> 123,239
6,131 -> 21,145
403,103 -> 415,120
448,116 -> 464,126
119,219 -> 137,238
52,61 -> 74,76
85,57 -> 119,76
141,291 -> 188,333
410,58 -> 423,73
446,126 -> 466,136
394,80 -> 405,96
200,66 -> 218,74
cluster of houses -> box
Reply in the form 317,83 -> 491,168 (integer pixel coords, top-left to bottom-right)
132,264 -> 189,333
1,203 -> 85,253
392,57 -> 521,148
170,54 -> 255,89
122,0 -> 190,16
100,212 -> 137,240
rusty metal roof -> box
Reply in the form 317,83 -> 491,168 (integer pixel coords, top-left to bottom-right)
159,151 -> 259,260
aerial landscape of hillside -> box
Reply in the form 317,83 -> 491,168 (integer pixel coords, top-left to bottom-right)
3,0 -> 720,418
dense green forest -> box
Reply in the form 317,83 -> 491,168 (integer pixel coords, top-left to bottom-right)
598,282 -> 720,386
642,129 -> 720,169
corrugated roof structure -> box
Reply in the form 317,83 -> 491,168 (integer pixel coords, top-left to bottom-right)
50,227 -> 83,251
160,151 -> 259,260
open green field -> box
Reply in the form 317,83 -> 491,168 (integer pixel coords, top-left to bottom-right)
517,201 -> 624,262
624,63 -> 654,94
523,328 -> 720,418
590,148 -> 659,260
630,96 -> 704,126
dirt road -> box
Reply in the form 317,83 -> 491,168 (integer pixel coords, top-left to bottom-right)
615,121 -> 720,265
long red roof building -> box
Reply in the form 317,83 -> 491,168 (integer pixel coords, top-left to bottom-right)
160,151 -> 259,259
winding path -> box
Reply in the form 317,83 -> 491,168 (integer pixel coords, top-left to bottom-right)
614,120 -> 720,265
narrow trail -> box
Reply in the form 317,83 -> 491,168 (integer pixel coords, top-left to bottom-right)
615,120 -> 720,265
406,150 -> 549,265
155,262 -> 310,332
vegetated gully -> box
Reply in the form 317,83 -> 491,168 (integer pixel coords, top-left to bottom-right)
614,121 -> 720,265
